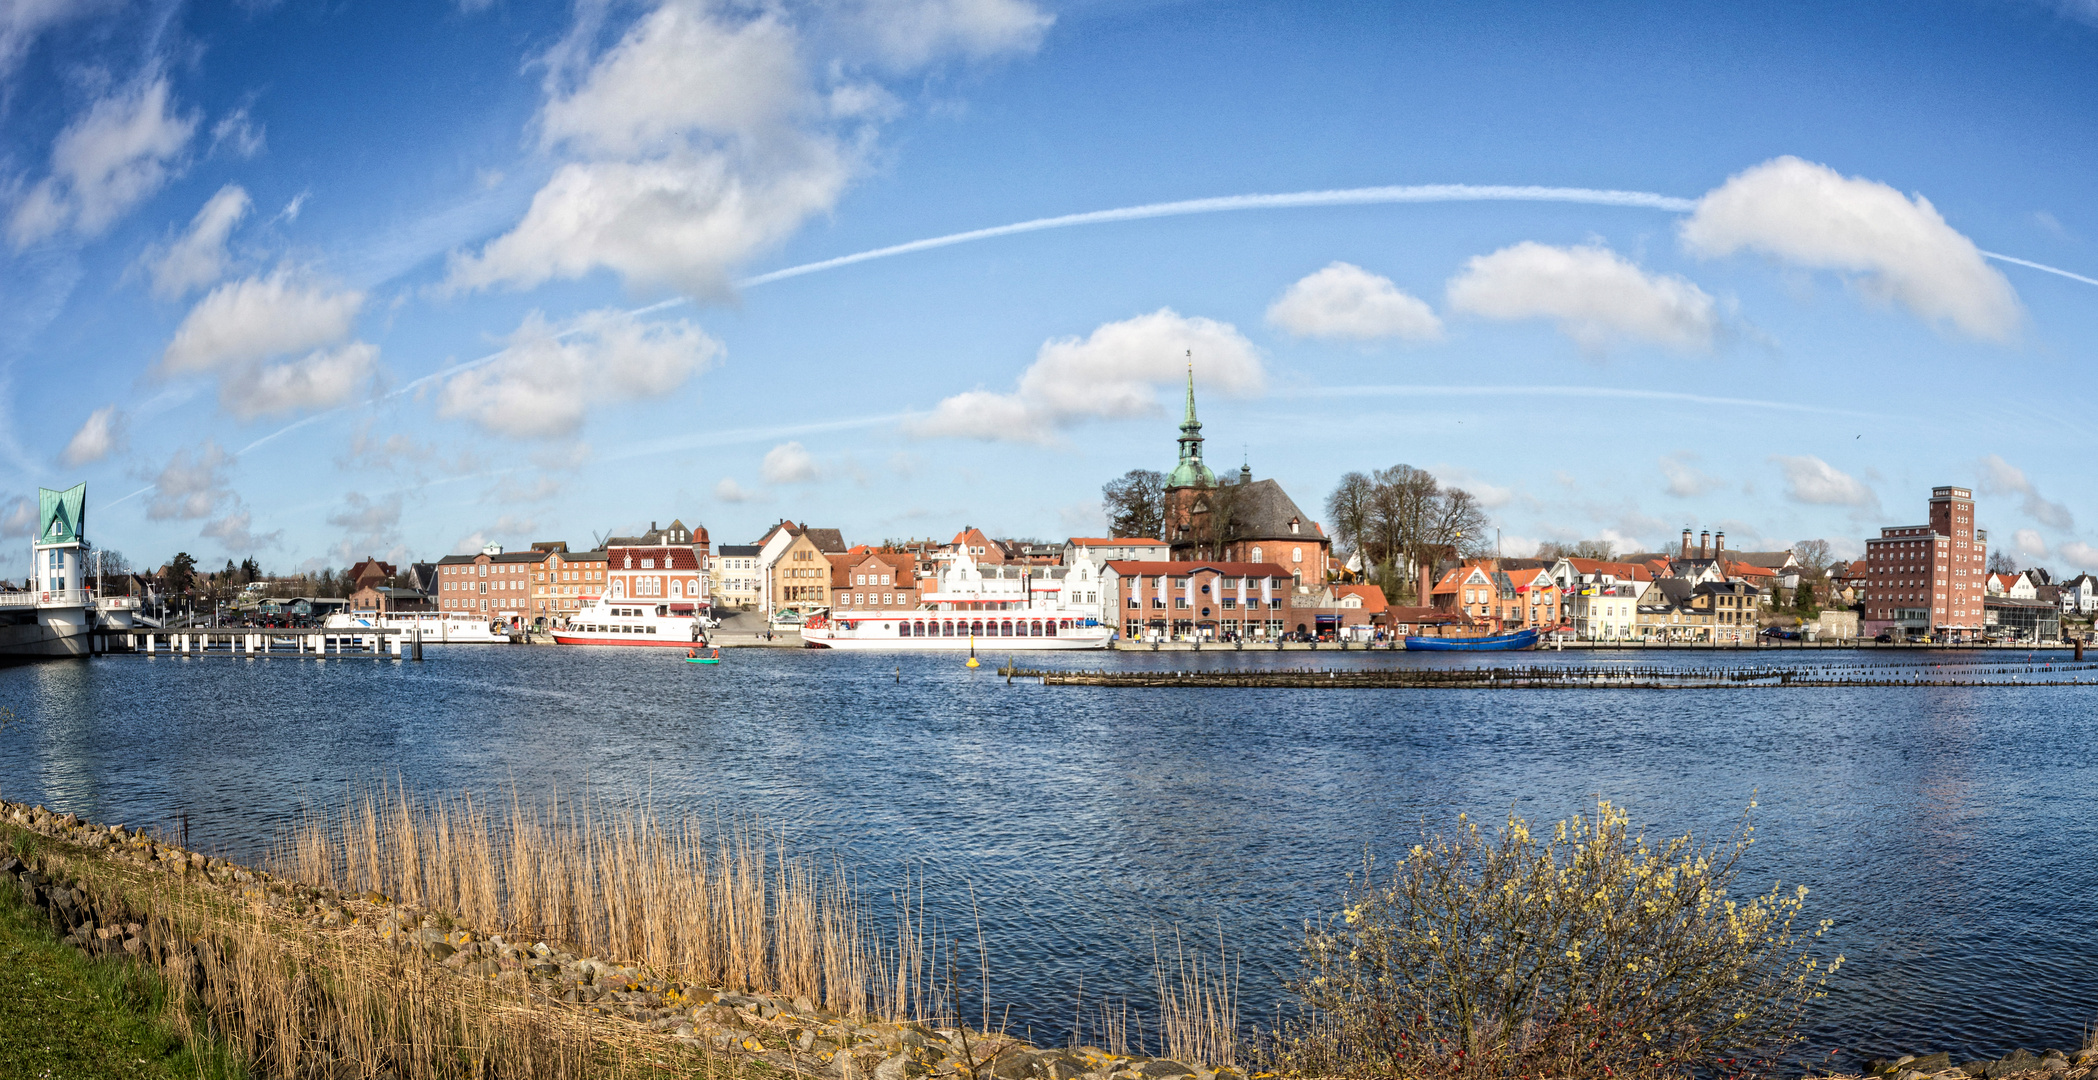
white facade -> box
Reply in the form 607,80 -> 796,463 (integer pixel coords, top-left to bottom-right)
1569,583 -> 1641,641
753,526 -> 800,614
2065,574 -> 2098,615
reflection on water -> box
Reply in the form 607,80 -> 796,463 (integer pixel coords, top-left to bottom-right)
1,647 -> 2095,1064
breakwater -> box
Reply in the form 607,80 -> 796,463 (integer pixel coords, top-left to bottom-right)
1004,657 -> 2098,688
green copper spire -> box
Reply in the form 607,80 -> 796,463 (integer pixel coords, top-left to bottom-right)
1166,351 -> 1216,489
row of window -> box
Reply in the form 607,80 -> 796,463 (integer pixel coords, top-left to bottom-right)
1130,597 -> 1285,610
897,619 -> 1071,637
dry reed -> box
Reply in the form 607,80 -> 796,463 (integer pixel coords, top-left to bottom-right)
1152,928 -> 1239,1068
271,782 -> 951,1025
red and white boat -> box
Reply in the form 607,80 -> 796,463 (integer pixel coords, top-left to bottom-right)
800,553 -> 1112,651
550,597 -> 708,648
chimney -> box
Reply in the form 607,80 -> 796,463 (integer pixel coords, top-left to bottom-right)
1681,528 -> 1692,559
1715,530 -> 1725,557
1699,531 -> 1709,560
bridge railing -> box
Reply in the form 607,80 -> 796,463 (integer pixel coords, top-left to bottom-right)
0,589 -> 97,608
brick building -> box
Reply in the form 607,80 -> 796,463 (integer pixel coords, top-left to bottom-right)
435,547 -> 547,625
530,543 -> 606,623
829,549 -> 920,612
1862,486 -> 1987,641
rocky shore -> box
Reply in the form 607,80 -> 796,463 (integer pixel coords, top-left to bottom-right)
0,797 -> 1243,1080
1849,1051 -> 2098,1080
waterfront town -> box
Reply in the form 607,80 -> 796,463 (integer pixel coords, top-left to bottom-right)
50,384 -> 2090,649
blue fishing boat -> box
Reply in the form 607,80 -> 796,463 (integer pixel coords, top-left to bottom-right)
1403,628 -> 1540,651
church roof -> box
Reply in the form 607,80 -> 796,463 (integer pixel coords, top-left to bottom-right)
1229,478 -> 1322,541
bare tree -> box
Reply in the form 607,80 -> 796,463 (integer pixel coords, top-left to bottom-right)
1324,472 -> 1375,561
1987,548 -> 2018,575
1791,539 -> 1833,575
1101,469 -> 1167,540
1323,465 -> 1496,604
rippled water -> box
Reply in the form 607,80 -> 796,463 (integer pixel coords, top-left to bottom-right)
2,645 -> 2094,1065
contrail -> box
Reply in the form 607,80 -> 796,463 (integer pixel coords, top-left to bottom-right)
1978,250 -> 2098,289
736,184 -> 1699,287
158,183 -> 2094,508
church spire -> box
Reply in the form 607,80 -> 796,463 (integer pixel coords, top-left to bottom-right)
1167,349 -> 1216,489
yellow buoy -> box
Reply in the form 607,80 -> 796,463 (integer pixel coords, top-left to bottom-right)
967,634 -> 979,667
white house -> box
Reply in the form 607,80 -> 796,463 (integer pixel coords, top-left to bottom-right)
2063,574 -> 2098,615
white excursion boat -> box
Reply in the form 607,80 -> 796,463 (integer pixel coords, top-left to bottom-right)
551,597 -> 708,648
800,553 -> 1112,651
323,610 -> 509,644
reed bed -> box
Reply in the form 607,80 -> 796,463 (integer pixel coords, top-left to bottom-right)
271,783 -> 951,1025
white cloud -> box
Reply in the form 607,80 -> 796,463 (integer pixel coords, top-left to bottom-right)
438,308 -> 723,438
0,0 -> 99,79
713,477 -> 762,503
1827,536 -> 1864,561
1660,451 -> 1721,498
760,441 -> 820,484
209,108 -> 266,159
328,491 -> 403,534
2060,541 -> 2098,572
2014,528 -> 2048,560
201,508 -> 281,553
1680,156 -> 2021,341
832,0 -> 1052,70
908,308 -> 1264,443
445,154 -> 849,299
146,441 -> 234,520
9,76 -> 197,246
449,0 -> 1046,300
158,270 -> 376,418
539,5 -> 808,160
161,271 -> 363,375
223,342 -> 379,420
0,497 -> 37,537
1445,242 -> 1716,352
1428,464 -> 1515,509
61,405 -> 122,465
452,516 -> 538,556
142,185 -> 252,299
1974,453 -> 2074,531
1266,262 -> 1442,342
1771,455 -> 1877,508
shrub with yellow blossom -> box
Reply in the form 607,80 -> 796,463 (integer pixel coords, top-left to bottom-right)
1264,800 -> 1840,1079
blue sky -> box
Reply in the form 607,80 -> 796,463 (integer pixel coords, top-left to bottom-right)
4,0 -> 2097,574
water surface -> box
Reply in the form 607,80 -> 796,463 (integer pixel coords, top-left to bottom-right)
1,646 -> 2092,1064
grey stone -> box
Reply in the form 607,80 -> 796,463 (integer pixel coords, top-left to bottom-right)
1132,1062 -> 1193,1080
1911,1055 -> 1953,1073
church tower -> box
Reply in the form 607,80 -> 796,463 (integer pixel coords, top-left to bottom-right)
1165,355 -> 1215,491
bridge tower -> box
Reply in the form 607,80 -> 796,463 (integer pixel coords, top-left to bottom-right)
34,483 -> 86,600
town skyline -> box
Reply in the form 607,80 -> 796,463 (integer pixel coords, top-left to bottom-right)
2,1 -> 2096,573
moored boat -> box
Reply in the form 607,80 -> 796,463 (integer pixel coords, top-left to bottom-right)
799,552 -> 1112,651
1403,628 -> 1541,651
552,598 -> 707,648
323,610 -> 509,644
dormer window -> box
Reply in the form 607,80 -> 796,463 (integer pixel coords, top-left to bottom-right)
1289,519 -> 1301,535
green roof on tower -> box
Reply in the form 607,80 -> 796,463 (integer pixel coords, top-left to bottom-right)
36,483 -> 84,547
1166,354 -> 1216,490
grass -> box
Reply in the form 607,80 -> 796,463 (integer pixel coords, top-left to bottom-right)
0,869 -> 244,1080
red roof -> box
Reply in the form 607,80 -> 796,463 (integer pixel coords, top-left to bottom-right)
1334,583 -> 1388,613
1726,561 -> 1777,579
1560,557 -> 1652,582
